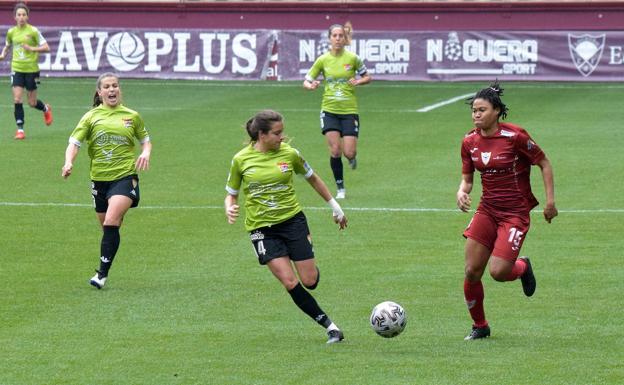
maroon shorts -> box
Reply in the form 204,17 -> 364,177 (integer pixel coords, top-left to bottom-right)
463,209 -> 530,261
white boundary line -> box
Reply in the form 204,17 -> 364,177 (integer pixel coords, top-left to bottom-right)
417,93 -> 474,112
1,201 -> 622,214
23,79 -> 624,90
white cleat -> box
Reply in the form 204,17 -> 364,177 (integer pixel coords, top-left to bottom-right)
336,189 -> 346,200
89,272 -> 107,289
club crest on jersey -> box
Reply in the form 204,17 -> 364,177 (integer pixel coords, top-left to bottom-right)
481,152 -> 491,165
343,64 -> 352,71
277,162 -> 290,173
122,118 -> 133,128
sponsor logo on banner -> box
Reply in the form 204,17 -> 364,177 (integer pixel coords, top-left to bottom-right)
568,33 -> 605,77
299,34 -> 410,75
426,32 -> 538,76
38,29 -> 261,77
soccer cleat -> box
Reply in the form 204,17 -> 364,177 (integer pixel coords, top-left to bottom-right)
348,157 -> 357,170
89,271 -> 107,289
326,329 -> 344,344
336,189 -> 346,200
14,130 -> 25,140
464,325 -> 490,340
519,256 -> 536,297
43,104 -> 53,126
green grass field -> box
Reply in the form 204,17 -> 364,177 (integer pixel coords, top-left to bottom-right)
1,79 -> 622,385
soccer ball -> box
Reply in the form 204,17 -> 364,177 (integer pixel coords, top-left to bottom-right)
370,301 -> 407,338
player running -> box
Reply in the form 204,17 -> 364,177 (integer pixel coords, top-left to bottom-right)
0,3 -> 53,140
62,73 -> 152,289
225,110 -> 347,344
457,81 -> 558,340
303,23 -> 371,200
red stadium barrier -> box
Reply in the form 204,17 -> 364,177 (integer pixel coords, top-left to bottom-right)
1,1 -> 622,30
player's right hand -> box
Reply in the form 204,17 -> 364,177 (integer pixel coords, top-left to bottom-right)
307,80 -> 320,90
226,204 -> 239,224
457,191 -> 471,212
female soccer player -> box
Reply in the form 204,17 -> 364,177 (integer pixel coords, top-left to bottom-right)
457,81 -> 558,340
303,23 -> 371,199
61,73 -> 152,289
0,3 -> 52,140
225,110 -> 347,344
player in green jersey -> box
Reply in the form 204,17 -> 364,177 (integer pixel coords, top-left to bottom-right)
225,110 -> 348,344
303,23 -> 371,199
61,73 -> 152,289
0,3 -> 53,140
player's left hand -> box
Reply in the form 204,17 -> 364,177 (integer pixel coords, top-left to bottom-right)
348,78 -> 359,86
136,154 -> 150,171
334,214 -> 348,230
543,204 -> 558,223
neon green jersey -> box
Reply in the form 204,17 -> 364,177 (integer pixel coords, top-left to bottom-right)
69,104 -> 150,182
5,24 -> 46,73
305,50 -> 368,114
226,143 -> 314,231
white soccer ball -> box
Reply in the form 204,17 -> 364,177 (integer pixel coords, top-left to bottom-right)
370,301 -> 407,338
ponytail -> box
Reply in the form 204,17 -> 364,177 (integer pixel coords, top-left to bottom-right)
93,92 -> 102,107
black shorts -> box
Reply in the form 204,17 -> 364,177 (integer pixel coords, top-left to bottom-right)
11,71 -> 40,91
91,175 -> 140,213
249,211 -> 314,265
320,111 -> 360,137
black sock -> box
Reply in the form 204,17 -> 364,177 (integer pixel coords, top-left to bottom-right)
35,100 -> 46,111
330,156 -> 344,189
288,283 -> 331,328
99,225 -> 120,277
14,103 -> 24,128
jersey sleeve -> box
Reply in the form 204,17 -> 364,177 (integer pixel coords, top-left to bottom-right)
305,56 -> 324,82
5,29 -> 12,47
225,156 -> 243,195
461,139 -> 475,174
515,129 -> 545,165
132,112 -> 150,143
355,54 -> 368,76
69,111 -> 93,147
292,148 -> 314,179
34,27 -> 47,47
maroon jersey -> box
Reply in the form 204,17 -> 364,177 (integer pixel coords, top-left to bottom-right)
461,122 -> 545,215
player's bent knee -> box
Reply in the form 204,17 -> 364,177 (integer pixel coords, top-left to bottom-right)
303,267 -> 320,290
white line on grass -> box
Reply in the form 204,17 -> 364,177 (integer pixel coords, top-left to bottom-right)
417,93 -> 474,112
26,79 -> 624,90
1,201 -> 622,214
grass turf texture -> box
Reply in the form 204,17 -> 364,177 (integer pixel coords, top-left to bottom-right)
1,79 -> 622,385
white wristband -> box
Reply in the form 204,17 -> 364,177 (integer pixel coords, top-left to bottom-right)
327,198 -> 344,219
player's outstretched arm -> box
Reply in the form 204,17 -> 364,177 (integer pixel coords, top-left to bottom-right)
306,173 -> 347,229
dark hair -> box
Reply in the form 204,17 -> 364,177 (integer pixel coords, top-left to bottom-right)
327,24 -> 344,38
14,2 -> 29,16
245,110 -> 283,141
468,80 -> 509,120
93,72 -> 119,107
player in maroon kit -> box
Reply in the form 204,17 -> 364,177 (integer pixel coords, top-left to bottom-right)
456,81 -> 558,340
